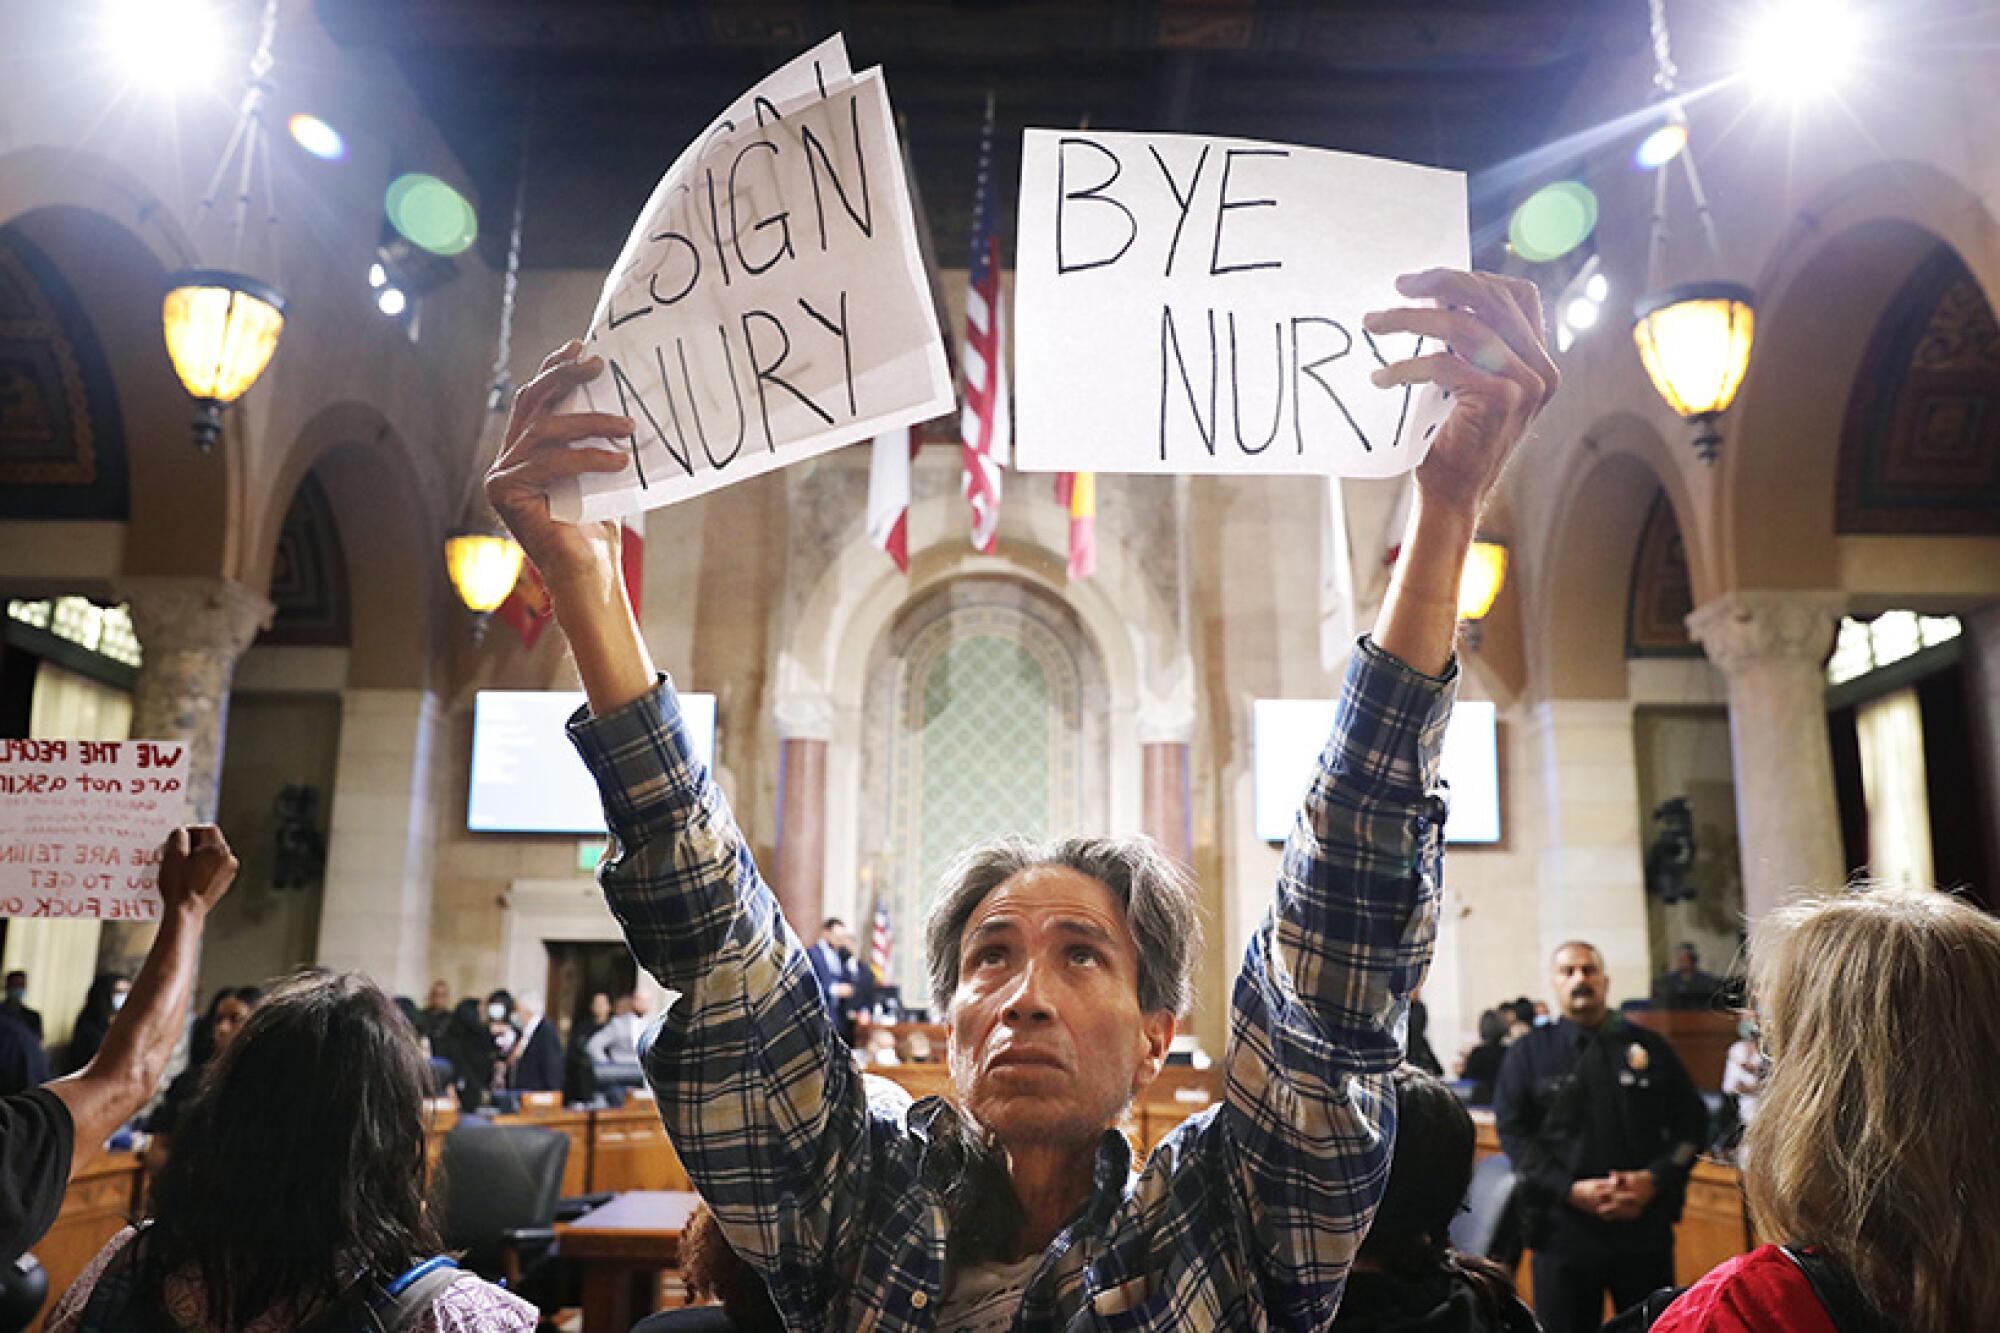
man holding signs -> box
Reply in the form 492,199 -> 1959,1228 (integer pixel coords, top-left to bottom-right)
489,235 -> 1553,1327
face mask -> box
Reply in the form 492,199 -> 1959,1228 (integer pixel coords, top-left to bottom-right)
111,991 -> 128,1011
1738,1020 -> 1759,1041
487,1002 -> 508,1022
4,988 -> 22,1005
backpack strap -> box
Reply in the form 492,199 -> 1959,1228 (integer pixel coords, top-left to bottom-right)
1780,1246 -> 1894,1333
364,1257 -> 463,1333
73,1228 -> 178,1333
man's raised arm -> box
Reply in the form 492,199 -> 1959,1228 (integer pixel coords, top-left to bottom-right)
484,345 -> 871,1281
1219,270 -> 1556,1314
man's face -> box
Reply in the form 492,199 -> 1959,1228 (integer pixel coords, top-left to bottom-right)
590,993 -> 612,1024
428,981 -> 449,1010
629,989 -> 651,1017
824,923 -> 854,953
1552,945 -> 1609,1026
1674,947 -> 1697,974
945,866 -> 1174,1152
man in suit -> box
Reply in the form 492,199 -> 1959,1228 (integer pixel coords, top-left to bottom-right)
808,918 -> 869,1043
508,990 -> 565,1094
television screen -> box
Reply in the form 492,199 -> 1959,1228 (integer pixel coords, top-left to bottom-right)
1252,698 -> 1500,844
468,690 -> 717,834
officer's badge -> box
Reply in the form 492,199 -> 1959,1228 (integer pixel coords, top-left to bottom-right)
1627,1043 -> 1650,1072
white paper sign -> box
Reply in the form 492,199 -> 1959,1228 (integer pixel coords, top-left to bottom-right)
1014,129 -> 1468,476
552,36 -> 954,521
0,739 -> 189,919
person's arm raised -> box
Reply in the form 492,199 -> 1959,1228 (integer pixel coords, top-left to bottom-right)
1368,268 -> 1559,672
45,826 -> 237,1176
484,340 -> 652,716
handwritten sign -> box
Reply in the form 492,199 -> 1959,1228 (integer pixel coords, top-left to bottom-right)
0,739 -> 187,919
551,36 -> 954,522
1013,130 -> 1468,477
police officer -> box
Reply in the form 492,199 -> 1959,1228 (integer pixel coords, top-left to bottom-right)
1494,940 -> 1707,1333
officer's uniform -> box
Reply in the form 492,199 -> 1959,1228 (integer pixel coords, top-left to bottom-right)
1493,1015 -> 1708,1333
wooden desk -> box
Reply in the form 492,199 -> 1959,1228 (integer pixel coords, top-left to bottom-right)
590,1099 -> 691,1193
30,1151 -> 144,1333
557,1191 -> 702,1333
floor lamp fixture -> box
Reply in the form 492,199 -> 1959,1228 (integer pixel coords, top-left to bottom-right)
445,81 -> 536,638
162,0 -> 287,453
1631,0 -> 1755,464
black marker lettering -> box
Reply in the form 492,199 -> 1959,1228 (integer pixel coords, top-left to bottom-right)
729,140 -> 795,276
1291,316 -> 1363,454
1148,142 -> 1209,278
801,93 -> 874,250
646,226 -> 702,307
704,164 -> 733,288
608,356 -> 667,485
679,327 -> 746,469
798,291 -> 855,417
1364,331 -> 1428,449
1056,137 -> 1137,275
1229,312 -> 1284,455
1211,147 -> 1288,277
1159,304 -> 1218,461
743,309 -> 836,452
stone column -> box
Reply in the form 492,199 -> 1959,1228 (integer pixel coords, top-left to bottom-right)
1526,699 -> 1653,998
99,577 -> 273,974
1687,590 -> 1847,920
774,689 -> 833,939
1142,742 -> 1192,869
314,690 -> 447,995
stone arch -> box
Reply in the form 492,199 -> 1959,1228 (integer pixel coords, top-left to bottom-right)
794,488 -> 1186,933
0,200 -> 236,582
262,403 -> 443,690
1720,160 -> 2000,592
1533,413 -> 1708,700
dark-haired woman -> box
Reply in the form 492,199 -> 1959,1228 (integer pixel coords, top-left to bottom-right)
143,986 -> 262,1183
60,974 -> 130,1075
434,997 -> 499,1112
1333,1065 -> 1539,1333
47,971 -> 536,1333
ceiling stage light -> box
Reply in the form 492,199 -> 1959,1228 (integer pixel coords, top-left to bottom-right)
1635,122 -> 1689,170
385,173 -> 478,257
1585,272 -> 1610,304
1742,0 -> 1862,100
376,286 -> 408,317
287,113 -> 345,161
1564,297 -> 1602,331
368,262 -> 387,289
105,0 -> 223,90
1508,182 -> 1599,264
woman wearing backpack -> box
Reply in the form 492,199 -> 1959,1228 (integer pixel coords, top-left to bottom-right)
1643,886 -> 2000,1333
46,971 -> 536,1333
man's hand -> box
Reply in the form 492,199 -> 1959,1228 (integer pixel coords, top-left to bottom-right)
1366,268 -> 1558,518
157,825 -> 239,919
1603,1169 -> 1658,1221
484,341 -> 636,591
1567,1176 -> 1616,1216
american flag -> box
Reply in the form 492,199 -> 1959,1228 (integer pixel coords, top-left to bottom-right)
960,93 -> 1009,552
870,893 -> 894,980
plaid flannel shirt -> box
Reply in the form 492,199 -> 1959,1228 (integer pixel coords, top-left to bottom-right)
569,636 -> 1455,1331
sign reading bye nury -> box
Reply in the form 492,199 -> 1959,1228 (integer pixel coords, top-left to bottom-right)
551,36 -> 954,523
1013,129 -> 1468,477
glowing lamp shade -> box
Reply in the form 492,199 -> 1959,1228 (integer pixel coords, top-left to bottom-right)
162,269 -> 286,451
1632,281 -> 1756,462
446,531 -> 526,613
1458,538 -> 1509,624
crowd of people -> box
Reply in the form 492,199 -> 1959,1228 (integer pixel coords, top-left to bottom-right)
2,274 -> 1998,1332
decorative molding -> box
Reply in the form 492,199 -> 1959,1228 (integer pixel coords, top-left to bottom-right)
1685,590 -> 1845,674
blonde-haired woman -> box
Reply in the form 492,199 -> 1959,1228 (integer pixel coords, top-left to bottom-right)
1652,885 -> 2000,1333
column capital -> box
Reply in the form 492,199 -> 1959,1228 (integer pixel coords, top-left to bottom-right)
774,688 -> 836,741
1686,590 -> 1846,674
113,576 -> 273,664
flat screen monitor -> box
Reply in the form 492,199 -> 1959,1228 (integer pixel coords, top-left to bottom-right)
1252,698 -> 1500,845
468,690 -> 717,834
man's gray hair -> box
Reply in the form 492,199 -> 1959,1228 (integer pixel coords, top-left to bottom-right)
924,836 -> 1203,1018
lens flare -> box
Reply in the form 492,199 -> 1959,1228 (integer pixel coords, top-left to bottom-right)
1508,182 -> 1599,264
1634,122 -> 1688,170
288,113 -> 346,161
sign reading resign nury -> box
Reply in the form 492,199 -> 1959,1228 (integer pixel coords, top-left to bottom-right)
551,36 -> 954,523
